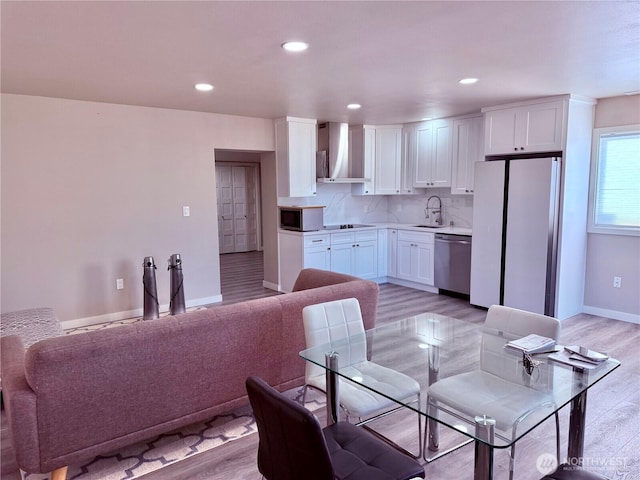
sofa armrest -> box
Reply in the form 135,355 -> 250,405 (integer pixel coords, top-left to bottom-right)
1,335 -> 41,473
292,268 -> 361,292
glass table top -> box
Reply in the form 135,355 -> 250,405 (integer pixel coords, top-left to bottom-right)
299,312 -> 621,448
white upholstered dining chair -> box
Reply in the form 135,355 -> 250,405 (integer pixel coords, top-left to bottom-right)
426,304 -> 561,480
302,297 -> 423,456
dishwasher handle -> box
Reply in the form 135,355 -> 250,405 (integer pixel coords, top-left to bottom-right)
435,234 -> 471,245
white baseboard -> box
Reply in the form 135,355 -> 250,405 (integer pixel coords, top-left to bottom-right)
386,278 -> 439,294
262,280 -> 281,292
60,295 -> 222,330
582,305 -> 640,324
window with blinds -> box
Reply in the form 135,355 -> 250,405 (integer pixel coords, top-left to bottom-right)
588,125 -> 640,235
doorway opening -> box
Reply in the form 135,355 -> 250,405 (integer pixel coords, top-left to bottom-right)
214,149 -> 279,295
215,150 -> 264,254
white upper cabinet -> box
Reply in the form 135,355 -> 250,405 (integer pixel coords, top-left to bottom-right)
373,125 -> 403,195
451,115 -> 484,195
400,126 -> 421,194
350,125 -> 376,196
275,117 -> 317,197
412,118 -> 453,187
483,100 -> 566,155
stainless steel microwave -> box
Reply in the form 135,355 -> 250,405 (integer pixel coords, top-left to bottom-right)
279,206 -> 324,232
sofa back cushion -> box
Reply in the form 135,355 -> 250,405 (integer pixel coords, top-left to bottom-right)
25,298 -> 283,464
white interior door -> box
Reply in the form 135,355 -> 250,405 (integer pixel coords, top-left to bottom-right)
245,166 -> 259,251
216,163 -> 260,254
217,165 -> 235,254
232,166 -> 248,252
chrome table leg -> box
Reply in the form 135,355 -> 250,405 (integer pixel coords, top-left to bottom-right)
474,415 -> 496,480
325,351 -> 339,425
568,368 -> 589,465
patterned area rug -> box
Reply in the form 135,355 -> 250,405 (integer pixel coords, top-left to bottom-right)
21,310 -> 326,480
23,386 -> 325,480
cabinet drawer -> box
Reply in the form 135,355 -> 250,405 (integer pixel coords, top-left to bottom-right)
398,230 -> 435,244
304,234 -> 330,248
355,230 -> 378,242
330,231 -> 356,244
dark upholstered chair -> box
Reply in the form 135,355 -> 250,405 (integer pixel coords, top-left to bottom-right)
245,375 -> 425,480
540,464 -> 610,479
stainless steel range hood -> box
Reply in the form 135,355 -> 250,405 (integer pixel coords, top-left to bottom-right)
316,122 -> 366,183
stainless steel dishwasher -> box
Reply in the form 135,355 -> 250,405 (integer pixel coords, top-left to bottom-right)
434,233 -> 472,295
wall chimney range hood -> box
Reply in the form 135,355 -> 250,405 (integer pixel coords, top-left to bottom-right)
316,122 -> 366,183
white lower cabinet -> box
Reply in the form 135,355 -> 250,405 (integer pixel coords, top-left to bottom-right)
279,231 -> 330,292
394,230 -> 434,286
354,240 -> 378,278
278,229 -> 381,292
330,230 -> 378,279
329,241 -> 353,275
387,229 -> 398,277
377,228 -> 389,277
280,227 -> 437,292
303,235 -> 331,270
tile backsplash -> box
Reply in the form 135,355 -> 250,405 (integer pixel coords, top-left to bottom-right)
279,183 -> 473,227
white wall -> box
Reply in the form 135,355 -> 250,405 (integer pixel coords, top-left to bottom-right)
1,94 -> 274,322
583,95 -> 640,322
260,152 -> 279,289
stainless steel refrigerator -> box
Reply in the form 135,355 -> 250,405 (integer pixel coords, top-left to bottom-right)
470,156 -> 561,316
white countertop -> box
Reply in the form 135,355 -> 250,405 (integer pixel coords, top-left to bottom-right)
280,223 -> 472,236
384,223 -> 472,236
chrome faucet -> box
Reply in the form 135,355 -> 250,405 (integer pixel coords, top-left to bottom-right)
425,195 -> 442,226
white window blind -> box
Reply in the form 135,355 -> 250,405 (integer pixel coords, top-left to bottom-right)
590,127 -> 640,235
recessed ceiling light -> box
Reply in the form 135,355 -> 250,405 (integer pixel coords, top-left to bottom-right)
459,78 -> 479,85
347,103 -> 361,110
282,41 -> 309,52
421,117 -> 433,121
195,83 -> 214,92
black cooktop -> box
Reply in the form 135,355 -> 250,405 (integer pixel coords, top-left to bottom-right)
323,224 -> 374,230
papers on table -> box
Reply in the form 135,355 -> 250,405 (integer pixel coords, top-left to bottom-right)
505,334 -> 556,354
548,346 -> 609,370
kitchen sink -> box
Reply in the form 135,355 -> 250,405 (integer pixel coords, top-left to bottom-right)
413,224 -> 449,229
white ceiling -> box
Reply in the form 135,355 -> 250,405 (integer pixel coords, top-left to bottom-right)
2,1 -> 639,124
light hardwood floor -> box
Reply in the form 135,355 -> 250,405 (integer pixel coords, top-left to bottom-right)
2,251 -> 638,480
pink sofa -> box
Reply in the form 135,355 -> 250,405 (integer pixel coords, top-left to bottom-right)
1,268 -> 379,479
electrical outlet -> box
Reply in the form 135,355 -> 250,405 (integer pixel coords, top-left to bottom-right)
182,206 -> 190,217
613,276 -> 622,288
116,278 -> 124,290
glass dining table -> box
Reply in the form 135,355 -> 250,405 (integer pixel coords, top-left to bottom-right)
299,312 -> 621,480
